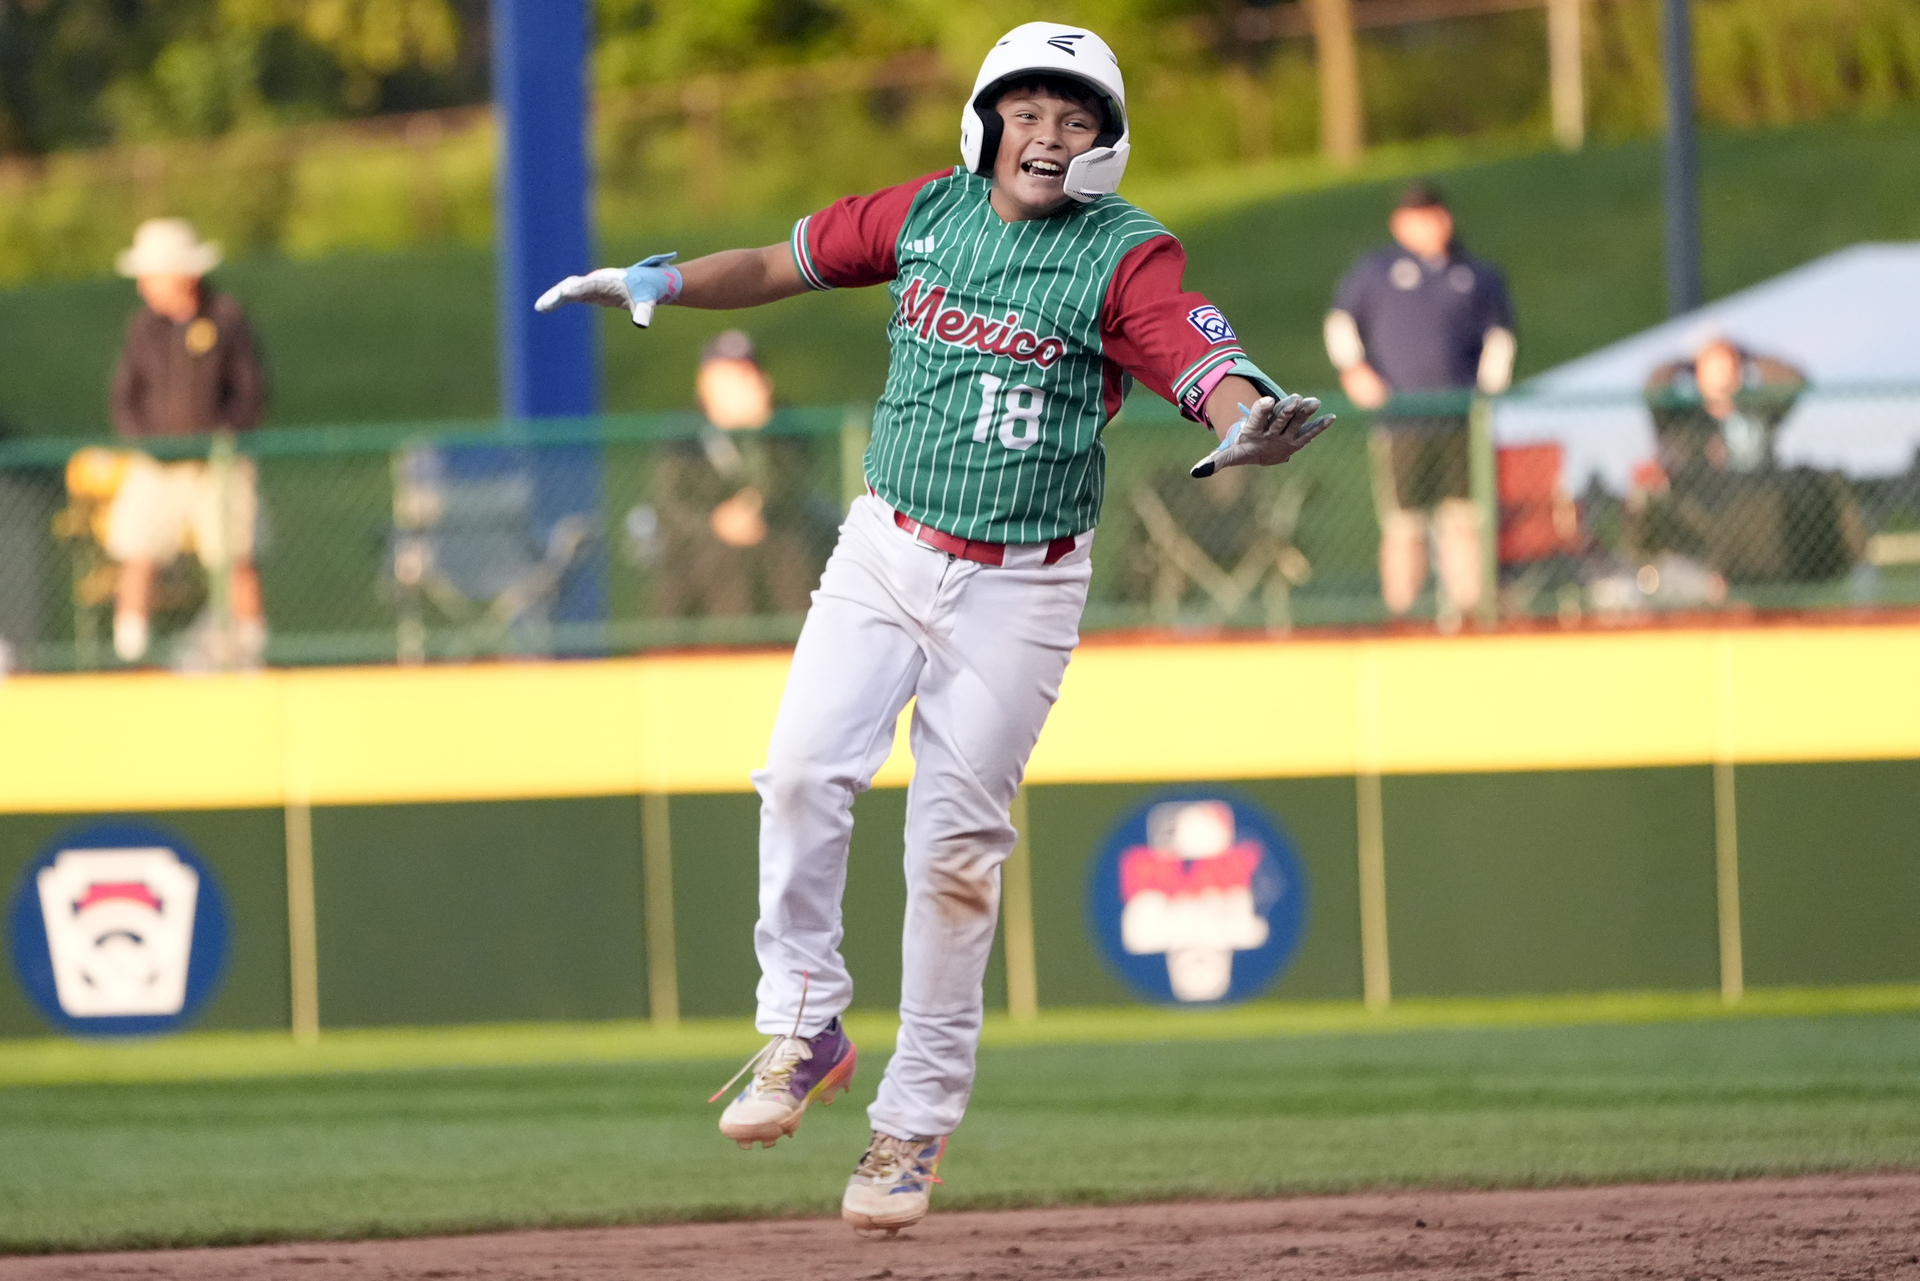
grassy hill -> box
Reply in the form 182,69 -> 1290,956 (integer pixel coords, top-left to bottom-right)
2,109 -> 1918,439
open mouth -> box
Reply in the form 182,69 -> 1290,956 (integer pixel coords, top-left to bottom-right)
1020,159 -> 1064,179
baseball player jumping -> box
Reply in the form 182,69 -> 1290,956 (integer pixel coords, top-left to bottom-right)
537,22 -> 1332,1235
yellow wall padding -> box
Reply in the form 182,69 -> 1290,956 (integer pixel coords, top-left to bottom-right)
3,624 -> 1917,813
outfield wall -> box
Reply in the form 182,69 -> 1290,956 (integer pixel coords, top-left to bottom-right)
3,624 -> 1918,1037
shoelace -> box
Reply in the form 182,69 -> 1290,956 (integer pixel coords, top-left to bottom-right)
706,1034 -> 812,1104
708,969 -> 816,1105
853,1134 -> 944,1187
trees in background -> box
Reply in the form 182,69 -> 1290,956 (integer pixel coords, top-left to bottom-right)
0,0 -> 484,153
1590,0 -> 1920,136
0,0 -> 1916,286
4,0 -> 1917,158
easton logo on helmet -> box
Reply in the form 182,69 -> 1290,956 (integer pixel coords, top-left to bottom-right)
1046,32 -> 1086,54
894,278 -> 1067,369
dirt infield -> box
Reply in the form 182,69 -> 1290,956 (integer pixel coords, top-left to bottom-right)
6,1171 -> 1917,1280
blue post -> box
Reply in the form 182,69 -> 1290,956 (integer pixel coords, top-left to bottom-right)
494,0 -> 597,415
1661,0 -> 1702,316
489,0 -> 606,640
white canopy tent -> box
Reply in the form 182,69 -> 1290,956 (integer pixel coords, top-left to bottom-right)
1493,243 -> 1920,492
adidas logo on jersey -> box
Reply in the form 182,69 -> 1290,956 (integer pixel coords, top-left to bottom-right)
895,277 -> 1067,369
906,235 -> 937,253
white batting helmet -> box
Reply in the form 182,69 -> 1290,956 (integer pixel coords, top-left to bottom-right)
960,23 -> 1130,203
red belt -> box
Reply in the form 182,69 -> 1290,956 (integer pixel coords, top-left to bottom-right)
892,509 -> 1077,567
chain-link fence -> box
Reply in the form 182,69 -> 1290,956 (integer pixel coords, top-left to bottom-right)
1492,381 -> 1920,620
2,383 -> 1917,673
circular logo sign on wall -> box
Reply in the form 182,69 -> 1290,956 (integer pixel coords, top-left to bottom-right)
6,821 -> 230,1036
1084,791 -> 1308,1006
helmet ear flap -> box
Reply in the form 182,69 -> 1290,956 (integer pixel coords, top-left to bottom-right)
970,99 -> 1004,177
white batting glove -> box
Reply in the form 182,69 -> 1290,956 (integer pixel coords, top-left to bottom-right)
1189,394 -> 1336,478
535,253 -> 682,327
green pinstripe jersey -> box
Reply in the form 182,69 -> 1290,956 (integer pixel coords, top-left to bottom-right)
793,167 -> 1251,544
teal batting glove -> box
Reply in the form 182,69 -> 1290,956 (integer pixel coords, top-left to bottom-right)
535,253 -> 683,327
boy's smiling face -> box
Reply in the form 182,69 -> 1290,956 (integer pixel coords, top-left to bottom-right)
989,87 -> 1104,221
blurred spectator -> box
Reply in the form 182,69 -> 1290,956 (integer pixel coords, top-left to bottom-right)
103,218 -> 267,664
1325,182 -> 1515,623
1644,338 -> 1803,476
646,331 -> 823,617
1633,339 -> 1861,584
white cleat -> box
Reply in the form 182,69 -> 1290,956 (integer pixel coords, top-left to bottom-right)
841,1131 -> 946,1235
715,1018 -> 857,1150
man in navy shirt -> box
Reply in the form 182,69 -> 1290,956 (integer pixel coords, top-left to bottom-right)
1324,184 -> 1515,624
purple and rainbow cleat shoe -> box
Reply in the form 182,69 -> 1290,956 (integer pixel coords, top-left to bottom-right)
715,1018 -> 858,1149
842,1131 -> 946,1234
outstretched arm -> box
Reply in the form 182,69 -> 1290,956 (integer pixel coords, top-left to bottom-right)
676,245 -> 807,309
542,172 -> 949,323
535,243 -> 805,327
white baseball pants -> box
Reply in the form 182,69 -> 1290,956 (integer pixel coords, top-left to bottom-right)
752,493 -> 1091,1140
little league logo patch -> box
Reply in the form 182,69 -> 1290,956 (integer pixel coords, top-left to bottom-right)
1084,792 -> 1306,1005
1186,305 -> 1236,345
6,821 -> 229,1036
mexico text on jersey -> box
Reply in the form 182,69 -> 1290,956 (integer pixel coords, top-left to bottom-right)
791,167 -> 1273,545
895,279 -> 1068,369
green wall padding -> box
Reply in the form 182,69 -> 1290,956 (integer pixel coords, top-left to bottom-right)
1382,768 -> 1720,997
310,798 -> 647,1027
1737,760 -> 1920,987
0,809 -> 290,1037
666,793 -> 760,1020
6,758 -> 1916,1039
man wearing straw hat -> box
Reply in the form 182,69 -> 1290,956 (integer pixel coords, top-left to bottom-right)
104,217 -> 268,665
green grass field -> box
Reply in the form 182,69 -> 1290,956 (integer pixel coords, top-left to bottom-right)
3,998 -> 1917,1254
2,111 -> 1919,438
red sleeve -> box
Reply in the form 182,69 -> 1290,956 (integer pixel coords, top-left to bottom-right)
1099,235 -> 1252,424
790,170 -> 947,290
